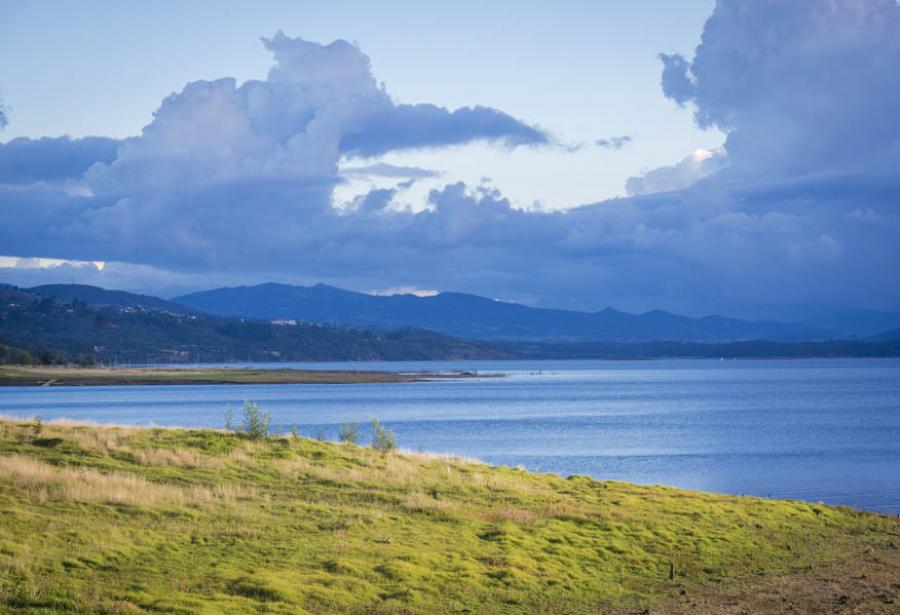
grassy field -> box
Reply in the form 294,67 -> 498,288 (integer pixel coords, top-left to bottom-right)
0,417 -> 897,614
0,366 -> 487,387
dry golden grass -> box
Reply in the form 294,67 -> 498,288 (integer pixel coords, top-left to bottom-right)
132,447 -> 225,469
486,507 -> 540,524
0,455 -> 253,506
399,491 -> 461,517
273,446 -> 537,499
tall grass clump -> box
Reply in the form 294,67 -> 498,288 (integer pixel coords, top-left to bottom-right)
370,418 -> 397,453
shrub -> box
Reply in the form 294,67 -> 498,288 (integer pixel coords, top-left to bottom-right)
240,401 -> 271,440
338,422 -> 359,445
224,403 -> 235,432
370,418 -> 397,453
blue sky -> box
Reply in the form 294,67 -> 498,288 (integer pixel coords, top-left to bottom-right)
1,0 -> 898,318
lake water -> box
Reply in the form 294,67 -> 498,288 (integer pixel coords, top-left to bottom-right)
2,358 -> 899,513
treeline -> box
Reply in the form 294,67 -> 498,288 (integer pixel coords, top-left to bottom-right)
508,338 -> 900,359
0,344 -> 96,367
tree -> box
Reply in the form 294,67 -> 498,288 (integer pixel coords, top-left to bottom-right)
370,418 -> 397,453
240,401 -> 271,440
339,422 -> 360,445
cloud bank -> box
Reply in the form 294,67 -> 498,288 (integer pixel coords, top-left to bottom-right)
0,136 -> 120,184
658,0 -> 900,179
3,5 -> 900,317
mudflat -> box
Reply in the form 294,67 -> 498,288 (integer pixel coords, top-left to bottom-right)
0,365 -> 488,387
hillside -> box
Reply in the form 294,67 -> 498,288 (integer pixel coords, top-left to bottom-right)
0,287 -> 511,364
0,418 -> 897,613
173,282 -> 833,343
29,284 -> 191,314
871,326 -> 900,342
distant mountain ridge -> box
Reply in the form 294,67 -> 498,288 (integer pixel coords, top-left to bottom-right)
0,286 -> 510,363
3,283 -> 899,363
870,326 -> 900,342
173,282 -> 835,342
30,284 -> 191,314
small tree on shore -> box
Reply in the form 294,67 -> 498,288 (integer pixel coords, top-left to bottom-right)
370,418 -> 397,453
240,401 -> 271,439
339,422 -> 360,445
224,403 -> 234,432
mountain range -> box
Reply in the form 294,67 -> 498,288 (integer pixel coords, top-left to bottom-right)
0,285 -> 509,363
173,282 -> 839,343
4,283 -> 900,363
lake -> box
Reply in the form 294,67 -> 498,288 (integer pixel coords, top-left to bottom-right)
2,358 -> 899,513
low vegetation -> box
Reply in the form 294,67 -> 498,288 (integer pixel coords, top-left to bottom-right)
0,365 -> 486,387
0,417 -> 897,614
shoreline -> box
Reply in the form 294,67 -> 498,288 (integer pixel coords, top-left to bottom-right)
0,365 -> 496,387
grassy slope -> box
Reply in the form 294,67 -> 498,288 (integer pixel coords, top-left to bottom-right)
0,419 -> 897,614
0,366 -> 484,387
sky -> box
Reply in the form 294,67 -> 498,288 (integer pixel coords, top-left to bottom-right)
1,0 -> 898,318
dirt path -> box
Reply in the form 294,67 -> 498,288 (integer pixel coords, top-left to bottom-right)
650,540 -> 899,614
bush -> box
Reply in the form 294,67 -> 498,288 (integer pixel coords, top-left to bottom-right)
224,403 -> 235,432
240,401 -> 271,440
370,418 -> 397,453
338,422 -> 359,445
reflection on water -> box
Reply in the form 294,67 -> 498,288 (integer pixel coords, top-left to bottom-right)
1,358 -> 898,513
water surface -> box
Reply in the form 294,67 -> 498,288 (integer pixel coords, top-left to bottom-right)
2,358 -> 898,513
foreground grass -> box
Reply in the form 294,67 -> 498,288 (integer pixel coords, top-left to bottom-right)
0,366 -> 485,387
0,419 -> 897,614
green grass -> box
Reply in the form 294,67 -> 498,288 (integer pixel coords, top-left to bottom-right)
0,418 -> 896,614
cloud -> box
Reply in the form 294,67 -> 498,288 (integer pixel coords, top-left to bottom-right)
368,286 -> 439,297
3,10 -> 900,318
0,33 -> 547,268
595,135 -> 632,150
658,53 -> 695,107
2,32 -> 545,192
626,148 -> 725,196
341,162 -> 440,179
659,0 -> 900,178
0,136 -> 121,184
0,95 -> 7,130
340,104 -> 548,156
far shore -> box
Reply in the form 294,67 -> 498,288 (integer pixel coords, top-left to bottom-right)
0,365 -> 496,387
